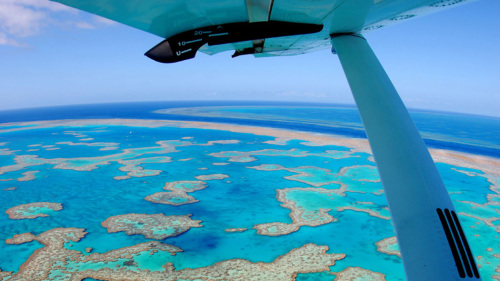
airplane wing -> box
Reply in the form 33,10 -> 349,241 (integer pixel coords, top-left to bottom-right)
51,0 -> 476,60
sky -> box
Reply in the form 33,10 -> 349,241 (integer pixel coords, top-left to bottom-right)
1,0 -> 499,117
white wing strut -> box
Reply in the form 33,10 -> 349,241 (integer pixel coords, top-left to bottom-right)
331,33 -> 481,281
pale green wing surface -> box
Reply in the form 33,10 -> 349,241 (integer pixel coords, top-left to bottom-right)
50,0 -> 476,57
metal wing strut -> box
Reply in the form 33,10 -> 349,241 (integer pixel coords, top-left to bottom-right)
331,33 -> 481,281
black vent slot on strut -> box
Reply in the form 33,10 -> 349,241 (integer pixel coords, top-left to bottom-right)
436,208 -> 480,278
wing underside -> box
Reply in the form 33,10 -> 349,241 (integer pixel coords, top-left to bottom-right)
52,0 -> 475,59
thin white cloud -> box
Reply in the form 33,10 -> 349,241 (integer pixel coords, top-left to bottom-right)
15,0 -> 76,12
75,21 -> 95,29
0,0 -> 114,46
0,1 -> 46,39
0,31 -> 24,46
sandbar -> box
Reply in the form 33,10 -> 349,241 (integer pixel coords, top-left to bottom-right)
225,228 -> 248,232
254,187 -> 340,236
0,148 -> 20,155
5,233 -> 36,245
375,236 -> 401,258
255,187 -> 390,236
0,270 -> 13,279
332,266 -> 386,280
101,213 -> 202,240
145,180 -> 207,206
41,145 -> 55,148
5,202 -> 62,219
17,170 -> 39,182
212,162 -> 230,166
56,141 -> 120,147
145,192 -> 198,206
116,156 -> 171,180
194,174 -> 229,181
100,146 -> 119,151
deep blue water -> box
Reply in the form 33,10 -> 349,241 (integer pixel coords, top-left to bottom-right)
1,101 -> 499,158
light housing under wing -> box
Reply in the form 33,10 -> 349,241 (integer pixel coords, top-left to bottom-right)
145,21 -> 323,63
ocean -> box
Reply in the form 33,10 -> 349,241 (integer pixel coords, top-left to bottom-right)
0,101 -> 498,281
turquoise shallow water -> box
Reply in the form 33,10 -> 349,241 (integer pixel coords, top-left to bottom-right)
0,105 -> 498,280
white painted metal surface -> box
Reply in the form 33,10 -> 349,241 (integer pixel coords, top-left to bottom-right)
331,33 -> 481,280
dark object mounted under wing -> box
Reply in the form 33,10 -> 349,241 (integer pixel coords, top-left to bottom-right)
145,21 -> 323,63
